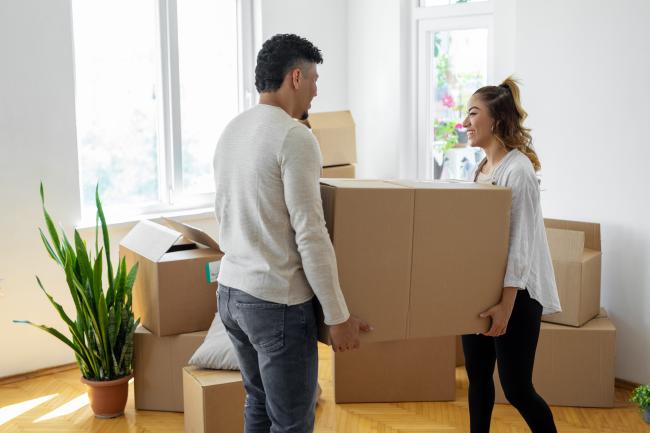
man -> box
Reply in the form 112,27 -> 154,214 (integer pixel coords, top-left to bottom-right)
213,34 -> 370,433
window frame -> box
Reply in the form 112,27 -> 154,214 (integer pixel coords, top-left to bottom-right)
74,0 -> 258,222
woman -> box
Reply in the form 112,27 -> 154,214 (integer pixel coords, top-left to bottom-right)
461,77 -> 562,433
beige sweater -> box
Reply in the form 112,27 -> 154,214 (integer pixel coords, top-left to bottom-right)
213,104 -> 350,325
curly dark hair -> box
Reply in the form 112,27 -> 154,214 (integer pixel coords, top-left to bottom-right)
255,34 -> 323,93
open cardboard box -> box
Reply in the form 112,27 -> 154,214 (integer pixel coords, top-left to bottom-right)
542,218 -> 601,327
119,218 -> 222,336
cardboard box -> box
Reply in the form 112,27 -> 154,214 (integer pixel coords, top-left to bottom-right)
542,219 -> 601,327
183,366 -> 245,433
305,111 -> 356,166
333,337 -> 456,403
120,218 -> 222,336
322,164 -> 355,179
494,313 -> 616,408
456,335 -> 465,367
319,179 -> 510,343
134,326 -> 207,412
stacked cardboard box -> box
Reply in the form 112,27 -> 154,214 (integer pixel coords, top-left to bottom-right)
494,309 -> 615,407
322,164 -> 355,179
183,366 -> 245,433
319,179 -> 512,402
120,218 -> 225,413
455,336 -> 465,367
493,220 -> 615,408
333,337 -> 456,403
305,111 -> 357,178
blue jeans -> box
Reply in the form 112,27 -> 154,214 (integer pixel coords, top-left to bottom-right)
217,284 -> 318,433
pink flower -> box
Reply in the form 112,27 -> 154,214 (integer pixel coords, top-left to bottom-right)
454,123 -> 463,129
442,94 -> 455,108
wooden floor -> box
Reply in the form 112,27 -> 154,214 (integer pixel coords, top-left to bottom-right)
0,345 -> 647,432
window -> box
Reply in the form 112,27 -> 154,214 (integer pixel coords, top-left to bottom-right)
415,2 -> 493,180
431,28 -> 487,180
420,0 -> 487,6
72,0 -> 254,219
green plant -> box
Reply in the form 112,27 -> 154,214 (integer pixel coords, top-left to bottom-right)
14,183 -> 140,381
434,119 -> 460,153
631,385 -> 650,410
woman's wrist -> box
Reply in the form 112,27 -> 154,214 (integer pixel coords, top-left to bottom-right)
501,286 -> 518,310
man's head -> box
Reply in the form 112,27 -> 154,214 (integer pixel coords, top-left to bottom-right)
255,34 -> 322,120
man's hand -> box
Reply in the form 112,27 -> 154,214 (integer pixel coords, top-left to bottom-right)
480,287 -> 517,337
329,316 -> 372,352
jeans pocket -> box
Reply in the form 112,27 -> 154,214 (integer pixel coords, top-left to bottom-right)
235,302 -> 285,353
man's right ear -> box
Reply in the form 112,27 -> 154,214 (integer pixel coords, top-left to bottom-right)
291,68 -> 302,89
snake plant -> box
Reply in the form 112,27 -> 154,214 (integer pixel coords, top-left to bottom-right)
14,183 -> 140,381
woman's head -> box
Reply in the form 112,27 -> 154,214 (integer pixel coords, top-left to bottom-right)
462,77 -> 540,171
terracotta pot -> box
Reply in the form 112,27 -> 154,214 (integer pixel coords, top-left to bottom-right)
81,374 -> 132,418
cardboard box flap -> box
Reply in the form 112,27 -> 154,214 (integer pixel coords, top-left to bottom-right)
307,111 -> 355,130
185,366 -> 242,386
546,227 -> 585,261
120,220 -> 182,262
388,179 -> 509,191
545,218 -> 601,251
320,179 -> 407,189
162,217 -> 222,252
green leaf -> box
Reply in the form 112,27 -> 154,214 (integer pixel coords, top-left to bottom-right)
92,248 -> 103,304
14,320 -> 87,362
39,228 -> 61,265
40,183 -> 63,260
74,231 -> 94,288
95,185 -> 113,293
108,307 -> 117,350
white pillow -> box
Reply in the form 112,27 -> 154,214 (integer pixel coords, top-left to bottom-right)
189,313 -> 239,370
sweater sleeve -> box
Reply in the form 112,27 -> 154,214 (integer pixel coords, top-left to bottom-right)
279,125 -> 350,325
503,167 -> 540,289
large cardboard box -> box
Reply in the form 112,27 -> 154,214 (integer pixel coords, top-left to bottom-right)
120,218 -> 222,336
542,219 -> 601,327
134,326 -> 207,412
305,111 -> 356,166
333,337 -> 456,403
494,312 -> 615,408
319,179 -> 510,343
183,366 -> 245,433
456,335 -> 465,367
322,164 -> 355,179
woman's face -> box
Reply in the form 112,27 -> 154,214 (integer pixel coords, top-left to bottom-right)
462,95 -> 494,149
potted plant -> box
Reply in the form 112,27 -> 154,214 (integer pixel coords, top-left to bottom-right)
631,384 -> 650,424
14,183 -> 140,418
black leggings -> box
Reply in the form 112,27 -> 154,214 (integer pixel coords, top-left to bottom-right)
462,289 -> 557,433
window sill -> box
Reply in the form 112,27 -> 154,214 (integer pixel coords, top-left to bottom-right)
76,206 -> 215,232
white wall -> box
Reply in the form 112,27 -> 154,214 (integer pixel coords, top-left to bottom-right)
0,0 -> 83,375
0,0 -> 350,378
514,0 -> 650,384
348,0 -> 404,179
259,0 -> 348,113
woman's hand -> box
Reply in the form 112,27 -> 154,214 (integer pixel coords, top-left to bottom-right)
480,287 -> 518,337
